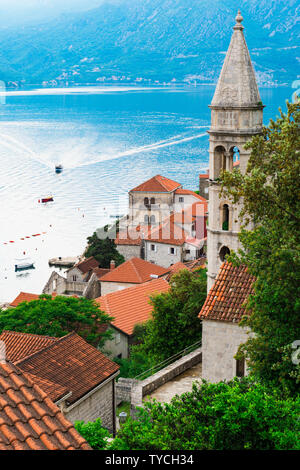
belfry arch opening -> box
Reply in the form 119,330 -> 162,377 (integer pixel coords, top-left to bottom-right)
230,146 -> 240,166
213,146 -> 226,179
222,204 -> 229,231
219,246 -> 230,262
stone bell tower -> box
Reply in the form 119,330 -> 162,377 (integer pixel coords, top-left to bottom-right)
206,10 -> 264,291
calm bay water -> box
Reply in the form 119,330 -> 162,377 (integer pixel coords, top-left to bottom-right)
0,85 -> 291,302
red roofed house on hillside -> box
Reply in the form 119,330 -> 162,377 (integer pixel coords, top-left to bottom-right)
0,330 -> 119,434
0,361 -> 91,450
143,200 -> 207,267
199,262 -> 255,383
99,256 -> 170,295
95,277 -> 170,358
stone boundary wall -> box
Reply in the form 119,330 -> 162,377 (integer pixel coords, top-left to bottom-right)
130,347 -> 202,417
115,378 -> 139,406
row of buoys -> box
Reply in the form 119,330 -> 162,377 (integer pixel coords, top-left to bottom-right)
2,232 -> 47,245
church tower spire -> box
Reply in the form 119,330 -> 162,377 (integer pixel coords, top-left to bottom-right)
206,11 -> 264,291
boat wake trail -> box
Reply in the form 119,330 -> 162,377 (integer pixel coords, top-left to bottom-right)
72,132 -> 208,168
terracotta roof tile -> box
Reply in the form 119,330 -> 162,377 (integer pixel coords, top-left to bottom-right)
10,292 -> 40,307
0,331 -> 57,363
130,175 -> 182,193
0,361 -> 90,450
175,189 -> 207,201
71,256 -> 99,274
92,267 -> 110,280
199,262 -> 255,323
95,278 -> 170,336
15,332 -> 119,405
100,257 -> 170,284
115,225 -> 151,246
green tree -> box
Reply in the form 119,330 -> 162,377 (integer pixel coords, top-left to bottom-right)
74,419 -> 111,450
0,295 -> 113,347
142,268 -> 206,363
220,101 -> 300,395
111,378 -> 300,450
85,227 -> 125,268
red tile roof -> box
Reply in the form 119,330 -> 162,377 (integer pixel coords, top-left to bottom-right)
0,361 -> 90,450
15,332 -> 119,404
95,278 -> 170,336
145,216 -> 188,246
93,267 -> 110,280
100,257 -> 170,284
199,262 -> 255,323
10,292 -> 39,307
175,189 -> 207,201
115,225 -> 151,246
130,175 -> 182,193
0,331 -> 57,363
71,256 -> 99,274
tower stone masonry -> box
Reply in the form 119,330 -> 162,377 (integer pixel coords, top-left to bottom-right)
206,10 -> 264,291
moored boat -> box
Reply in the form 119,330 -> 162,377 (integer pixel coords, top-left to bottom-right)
39,196 -> 54,203
15,258 -> 35,272
55,164 -> 63,173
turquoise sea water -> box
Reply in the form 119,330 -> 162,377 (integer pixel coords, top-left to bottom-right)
0,85 -> 292,302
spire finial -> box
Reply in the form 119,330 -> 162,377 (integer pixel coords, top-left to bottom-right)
234,9 -> 244,30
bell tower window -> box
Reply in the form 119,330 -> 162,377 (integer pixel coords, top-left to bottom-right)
219,246 -> 230,262
222,204 -> 229,231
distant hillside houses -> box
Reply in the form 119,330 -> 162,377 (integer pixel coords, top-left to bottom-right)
116,174 -> 208,266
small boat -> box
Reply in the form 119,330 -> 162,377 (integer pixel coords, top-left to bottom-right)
55,164 -> 63,173
15,258 -> 35,272
39,196 -> 54,203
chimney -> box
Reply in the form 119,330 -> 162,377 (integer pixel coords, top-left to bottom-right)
110,260 -> 116,270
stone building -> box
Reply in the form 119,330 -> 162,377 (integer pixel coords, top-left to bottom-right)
199,262 -> 255,382
99,256 -> 169,296
95,278 -> 170,359
43,257 -> 112,299
0,330 -> 119,435
144,200 -> 207,267
206,10 -> 264,291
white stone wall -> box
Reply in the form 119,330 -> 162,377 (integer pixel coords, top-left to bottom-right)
100,281 -> 137,296
67,266 -> 84,283
63,379 -> 116,434
116,244 -> 142,261
129,191 -> 175,227
202,319 -> 250,383
144,241 -> 183,267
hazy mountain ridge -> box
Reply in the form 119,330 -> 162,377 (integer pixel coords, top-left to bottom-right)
0,0 -> 298,86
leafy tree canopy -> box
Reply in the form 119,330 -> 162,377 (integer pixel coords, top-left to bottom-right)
74,419 -> 111,450
220,101 -> 300,395
0,295 -> 113,347
111,378 -> 300,450
85,226 -> 125,268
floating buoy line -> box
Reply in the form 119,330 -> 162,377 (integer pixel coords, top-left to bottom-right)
2,232 -> 47,245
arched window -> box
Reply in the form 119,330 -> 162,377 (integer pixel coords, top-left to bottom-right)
150,197 -> 155,205
144,197 -> 149,206
150,215 -> 156,224
222,204 -> 229,231
213,146 -> 226,179
144,215 -> 149,224
219,246 -> 230,262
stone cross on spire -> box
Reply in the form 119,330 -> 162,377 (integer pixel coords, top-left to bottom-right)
211,9 -> 261,108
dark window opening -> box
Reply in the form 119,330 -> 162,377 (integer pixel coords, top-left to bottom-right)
236,358 -> 245,377
150,197 -> 155,205
144,197 -> 149,206
219,246 -> 230,262
150,215 -> 156,224
222,204 -> 229,231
